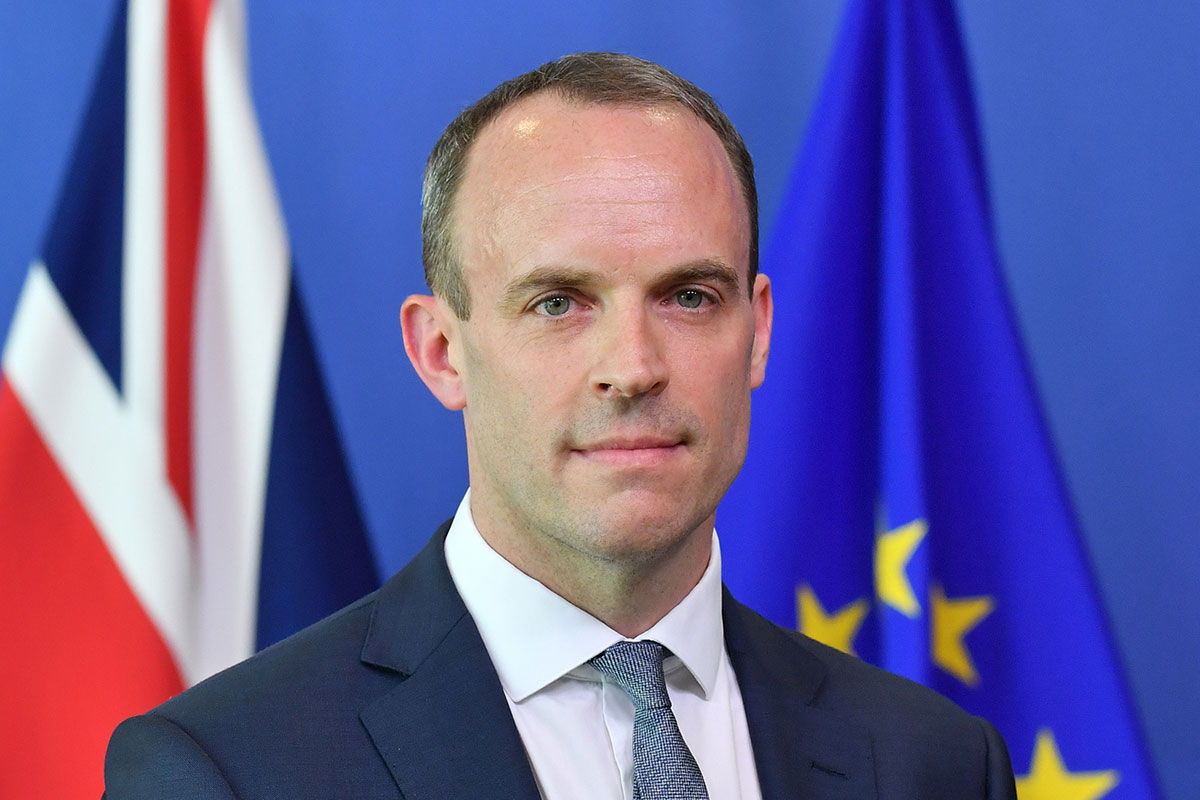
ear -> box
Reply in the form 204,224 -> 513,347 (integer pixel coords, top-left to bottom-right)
749,273 -> 773,389
400,294 -> 466,410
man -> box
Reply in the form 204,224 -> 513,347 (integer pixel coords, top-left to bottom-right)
105,53 -> 1016,799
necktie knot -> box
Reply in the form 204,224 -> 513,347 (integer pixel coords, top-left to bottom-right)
589,640 -> 672,712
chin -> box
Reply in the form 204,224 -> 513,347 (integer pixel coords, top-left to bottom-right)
570,496 -> 712,563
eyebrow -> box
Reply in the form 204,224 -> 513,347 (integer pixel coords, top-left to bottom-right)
658,260 -> 742,295
497,259 -> 743,313
498,266 -> 599,313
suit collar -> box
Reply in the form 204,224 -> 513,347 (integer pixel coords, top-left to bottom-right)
360,521 -> 467,674
724,590 -> 878,800
358,522 -> 541,800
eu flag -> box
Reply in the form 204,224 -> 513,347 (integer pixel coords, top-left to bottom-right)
720,0 -> 1161,796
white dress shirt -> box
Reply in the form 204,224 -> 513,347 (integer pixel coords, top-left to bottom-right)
443,491 -> 763,800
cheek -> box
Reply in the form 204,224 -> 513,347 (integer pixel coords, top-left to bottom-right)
681,337 -> 754,440
463,341 -> 571,445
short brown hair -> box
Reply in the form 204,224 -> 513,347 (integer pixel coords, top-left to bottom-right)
421,52 -> 758,319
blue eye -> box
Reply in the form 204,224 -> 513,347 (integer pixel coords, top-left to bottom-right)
676,289 -> 706,309
537,296 -> 572,316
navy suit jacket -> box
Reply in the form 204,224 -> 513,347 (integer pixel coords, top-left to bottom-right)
105,522 -> 1017,799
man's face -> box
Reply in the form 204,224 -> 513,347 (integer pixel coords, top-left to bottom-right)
446,93 -> 771,570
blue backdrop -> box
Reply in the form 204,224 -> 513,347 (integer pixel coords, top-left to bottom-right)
2,1 -> 1196,796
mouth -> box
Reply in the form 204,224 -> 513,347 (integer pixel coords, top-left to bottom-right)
571,435 -> 686,467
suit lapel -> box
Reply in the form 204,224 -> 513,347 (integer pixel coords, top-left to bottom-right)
357,525 -> 541,800
724,591 -> 878,800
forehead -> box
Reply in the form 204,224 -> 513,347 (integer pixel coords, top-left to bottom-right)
452,93 -> 749,288
470,91 -> 724,166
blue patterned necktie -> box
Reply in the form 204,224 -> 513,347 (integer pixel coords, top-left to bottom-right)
589,640 -> 709,800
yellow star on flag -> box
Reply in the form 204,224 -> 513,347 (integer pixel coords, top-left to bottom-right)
874,518 -> 927,617
1016,729 -> 1119,800
796,584 -> 869,656
930,583 -> 994,686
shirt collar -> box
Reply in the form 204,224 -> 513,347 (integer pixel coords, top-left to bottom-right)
443,490 -> 725,703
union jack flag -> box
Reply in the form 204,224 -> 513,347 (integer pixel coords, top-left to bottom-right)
0,2 -> 378,795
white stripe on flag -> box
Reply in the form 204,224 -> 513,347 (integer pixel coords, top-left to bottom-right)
191,0 -> 292,678
2,263 -> 195,679
124,0 -> 167,463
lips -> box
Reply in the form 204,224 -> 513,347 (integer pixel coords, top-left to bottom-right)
571,435 -> 685,466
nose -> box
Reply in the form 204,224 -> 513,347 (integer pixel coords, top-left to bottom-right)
590,306 -> 668,399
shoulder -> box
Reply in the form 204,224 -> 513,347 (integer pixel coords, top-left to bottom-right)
153,590 -> 385,726
796,625 -> 977,727
117,587 -> 387,735
104,525 -> 470,798
105,713 -> 237,799
105,590 -> 402,798
806,638 -> 1016,799
724,595 -> 1016,799
139,519 -> 461,734
725,590 -> 978,729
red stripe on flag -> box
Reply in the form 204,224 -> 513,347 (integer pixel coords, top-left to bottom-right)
164,0 -> 212,523
0,379 -> 185,799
